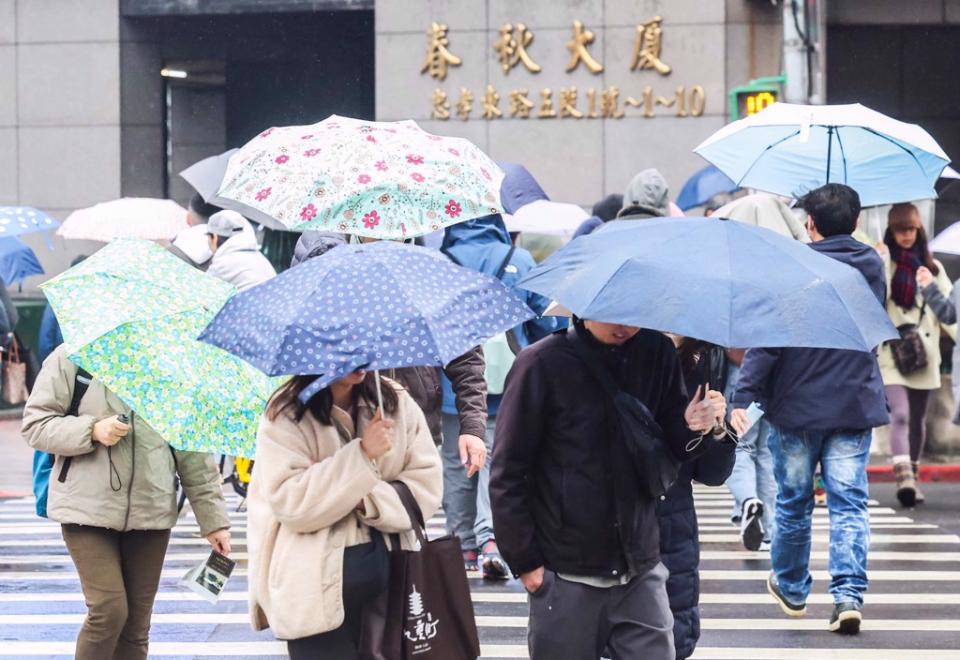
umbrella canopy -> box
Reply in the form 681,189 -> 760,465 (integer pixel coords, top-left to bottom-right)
0,207 -> 60,237
503,200 -> 589,239
695,102 -> 950,207
215,115 -> 504,239
179,149 -> 288,231
930,222 -> 960,255
676,165 -> 739,211
42,239 -> 275,458
519,217 -> 898,351
199,241 -> 534,399
713,193 -> 809,242
58,198 -> 189,242
0,237 -> 44,285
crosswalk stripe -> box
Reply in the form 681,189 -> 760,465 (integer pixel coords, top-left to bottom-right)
1,487 -> 956,659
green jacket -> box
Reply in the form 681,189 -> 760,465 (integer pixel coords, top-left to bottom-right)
22,346 -> 230,536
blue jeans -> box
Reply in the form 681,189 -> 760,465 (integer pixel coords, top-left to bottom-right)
725,418 -> 777,543
724,363 -> 777,542
767,425 -> 871,606
441,413 -> 495,550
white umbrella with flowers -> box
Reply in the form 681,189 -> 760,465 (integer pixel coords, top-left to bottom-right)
215,115 -> 505,239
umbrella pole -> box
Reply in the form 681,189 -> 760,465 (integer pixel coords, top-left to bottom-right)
826,126 -> 834,184
374,369 -> 384,413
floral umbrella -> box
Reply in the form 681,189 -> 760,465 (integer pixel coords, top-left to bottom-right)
215,115 -> 505,239
42,239 -> 276,458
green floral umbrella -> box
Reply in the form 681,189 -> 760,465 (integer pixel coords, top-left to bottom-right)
42,239 -> 276,458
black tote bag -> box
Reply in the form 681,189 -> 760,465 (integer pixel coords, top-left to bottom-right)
360,481 -> 481,660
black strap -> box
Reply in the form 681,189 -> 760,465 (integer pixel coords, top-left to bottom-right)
57,368 -> 93,484
494,246 -> 517,280
390,480 -> 427,546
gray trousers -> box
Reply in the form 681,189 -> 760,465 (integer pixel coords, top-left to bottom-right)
440,413 -> 495,550
528,562 -> 675,660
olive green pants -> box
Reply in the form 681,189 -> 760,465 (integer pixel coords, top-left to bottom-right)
61,524 -> 171,660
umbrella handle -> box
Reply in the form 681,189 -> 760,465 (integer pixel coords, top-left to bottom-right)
373,369 -> 384,414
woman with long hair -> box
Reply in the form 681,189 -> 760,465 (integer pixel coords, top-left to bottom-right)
878,203 -> 954,506
247,370 -> 442,659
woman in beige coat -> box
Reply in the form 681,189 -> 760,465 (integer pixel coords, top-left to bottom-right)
877,203 -> 955,507
21,347 -> 231,660
248,369 -> 442,659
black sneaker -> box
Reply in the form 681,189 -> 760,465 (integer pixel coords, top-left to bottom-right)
829,601 -> 862,634
767,572 -> 806,617
480,540 -> 510,580
740,498 -> 765,552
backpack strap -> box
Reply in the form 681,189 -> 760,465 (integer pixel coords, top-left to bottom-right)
57,368 -> 93,484
494,245 -> 517,280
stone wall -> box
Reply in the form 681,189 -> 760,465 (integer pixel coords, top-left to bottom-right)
375,0 -> 781,208
0,0 -> 121,282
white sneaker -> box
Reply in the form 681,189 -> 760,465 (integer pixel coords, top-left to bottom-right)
740,498 -> 765,551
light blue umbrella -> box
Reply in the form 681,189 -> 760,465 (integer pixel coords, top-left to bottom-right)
199,241 -> 534,401
0,238 -> 44,285
676,165 -> 739,211
695,103 -> 949,207
0,207 -> 59,238
518,217 -> 898,351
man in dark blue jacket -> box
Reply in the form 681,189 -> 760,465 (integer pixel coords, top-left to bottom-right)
440,214 -> 563,579
731,184 -> 889,636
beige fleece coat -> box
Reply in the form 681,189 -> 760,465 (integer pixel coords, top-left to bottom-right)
879,256 -> 956,390
247,382 -> 442,640
21,347 -> 229,535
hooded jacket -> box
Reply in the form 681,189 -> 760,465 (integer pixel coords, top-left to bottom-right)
208,225 -> 277,292
733,234 -> 890,431
288,233 -> 488,444
614,169 -> 670,222
440,215 -> 564,417
22,347 -> 230,535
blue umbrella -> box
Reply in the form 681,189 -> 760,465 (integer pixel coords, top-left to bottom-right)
676,165 -> 738,211
695,103 -> 949,207
0,238 -> 44,285
0,207 -> 59,237
518,217 -> 898,351
199,241 -> 534,401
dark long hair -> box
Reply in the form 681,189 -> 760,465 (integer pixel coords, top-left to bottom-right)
266,373 -> 399,425
883,203 -> 939,275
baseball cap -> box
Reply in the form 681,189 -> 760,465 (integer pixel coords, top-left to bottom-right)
205,210 -> 249,238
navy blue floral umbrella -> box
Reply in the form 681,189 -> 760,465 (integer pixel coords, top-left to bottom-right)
199,241 -> 534,403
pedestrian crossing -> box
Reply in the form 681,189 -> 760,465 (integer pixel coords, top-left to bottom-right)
0,486 -> 958,659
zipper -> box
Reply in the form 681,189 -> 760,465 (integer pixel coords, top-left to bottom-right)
122,414 -> 135,531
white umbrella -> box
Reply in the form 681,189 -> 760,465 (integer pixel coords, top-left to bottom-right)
941,166 -> 960,180
930,222 -> 960,256
58,198 -> 188,242
695,103 -> 950,207
502,200 -> 589,239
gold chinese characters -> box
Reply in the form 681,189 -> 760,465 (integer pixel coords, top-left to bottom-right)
420,18 -> 678,79
421,22 -> 462,81
434,85 -> 706,120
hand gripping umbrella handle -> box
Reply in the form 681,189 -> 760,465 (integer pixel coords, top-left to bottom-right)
373,369 -> 384,414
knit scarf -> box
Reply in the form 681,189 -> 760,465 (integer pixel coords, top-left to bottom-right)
890,245 -> 922,309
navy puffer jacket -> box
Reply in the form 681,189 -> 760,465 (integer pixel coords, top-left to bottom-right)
658,344 -> 736,659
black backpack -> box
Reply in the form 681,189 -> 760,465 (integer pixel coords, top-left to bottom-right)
569,336 -> 679,499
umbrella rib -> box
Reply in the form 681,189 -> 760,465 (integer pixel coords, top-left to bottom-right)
860,127 -> 930,178
735,129 -> 801,187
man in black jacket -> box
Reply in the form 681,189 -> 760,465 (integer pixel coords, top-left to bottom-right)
491,319 -> 727,659
731,184 -> 888,636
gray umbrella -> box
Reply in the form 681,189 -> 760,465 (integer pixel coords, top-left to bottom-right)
179,149 -> 289,231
